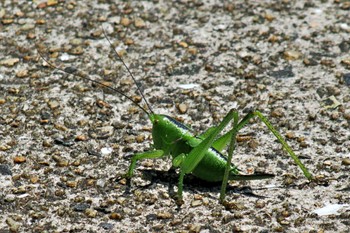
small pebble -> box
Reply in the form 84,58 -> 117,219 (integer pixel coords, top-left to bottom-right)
14,156 -> 26,164
85,208 -> 97,218
99,222 -> 114,230
342,158 -> 350,166
323,160 -> 331,166
86,179 -> 96,186
284,50 -> 302,60
42,140 -> 52,147
153,224 -> 164,231
30,176 -> 39,184
170,219 -> 182,226
16,69 -> 29,78
264,13 -> 275,21
124,38 -> 134,45
36,19 -> 46,24
12,186 -> 26,194
303,58 -> 318,66
285,131 -> 296,139
54,123 -> 68,131
193,194 -> 203,200
1,58 -> 20,67
191,200 -> 203,207
270,108 -> 285,118
70,38 -> 83,46
116,197 -> 126,205
136,135 -> 145,143
156,211 -> 173,219
69,46 -> 84,55
6,217 -> 20,232
96,99 -> 110,108
237,135 -> 252,142
188,47 -> 197,55
134,18 -> 145,28
280,220 -> 290,226
109,212 -> 123,220
179,41 -> 188,48
56,160 -> 69,167
188,224 -> 201,233
281,210 -> 291,217
89,126 -> 114,139
4,194 -> 16,202
268,34 -> 279,43
91,29 -> 102,37
320,59 -> 336,68
177,103 -> 188,114
73,203 -> 90,212
255,200 -> 265,208
47,100 -> 60,110
47,0 -> 58,6
0,164 -> 12,175
120,17 -> 131,26
20,23 -> 35,31
341,58 -> 350,68
2,19 -> 14,24
75,135 -> 88,141
66,180 -> 78,188
54,189 -> 65,197
26,32 -> 36,39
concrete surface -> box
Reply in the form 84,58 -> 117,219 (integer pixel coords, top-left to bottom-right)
0,0 -> 350,232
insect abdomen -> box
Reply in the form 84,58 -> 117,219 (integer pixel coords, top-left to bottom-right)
191,147 -> 239,182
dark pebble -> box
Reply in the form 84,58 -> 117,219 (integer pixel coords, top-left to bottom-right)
269,66 -> 294,78
99,222 -> 114,230
41,111 -> 51,120
343,73 -> 350,86
303,58 -> 318,66
54,138 -> 74,147
72,203 -> 90,212
64,67 -> 78,73
339,41 -> 350,53
169,64 -> 201,76
0,164 -> 12,176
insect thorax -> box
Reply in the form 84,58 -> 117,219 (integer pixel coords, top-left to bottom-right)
151,114 -> 193,155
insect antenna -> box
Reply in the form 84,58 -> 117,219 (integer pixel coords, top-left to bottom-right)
37,50 -> 151,117
101,26 -> 155,115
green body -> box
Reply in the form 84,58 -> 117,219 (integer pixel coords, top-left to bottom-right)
151,114 -> 239,182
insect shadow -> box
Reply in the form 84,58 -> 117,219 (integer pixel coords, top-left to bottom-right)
122,168 -> 269,200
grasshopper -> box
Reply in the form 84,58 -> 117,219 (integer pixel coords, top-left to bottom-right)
38,28 -> 313,204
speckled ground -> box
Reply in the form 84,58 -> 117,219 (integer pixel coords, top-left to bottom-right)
1,1 -> 350,232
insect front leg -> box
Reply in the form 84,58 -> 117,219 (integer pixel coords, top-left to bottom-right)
126,150 -> 164,178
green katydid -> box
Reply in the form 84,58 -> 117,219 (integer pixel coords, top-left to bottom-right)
38,28 -> 313,204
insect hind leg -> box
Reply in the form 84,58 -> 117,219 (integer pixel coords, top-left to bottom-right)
219,109 -> 313,203
242,110 -> 312,180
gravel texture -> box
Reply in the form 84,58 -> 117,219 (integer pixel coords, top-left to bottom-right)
1,1 -> 350,232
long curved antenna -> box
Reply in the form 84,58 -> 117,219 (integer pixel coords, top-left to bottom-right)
101,26 -> 154,114
37,50 -> 150,116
